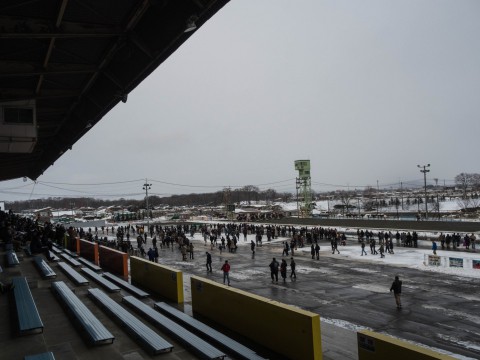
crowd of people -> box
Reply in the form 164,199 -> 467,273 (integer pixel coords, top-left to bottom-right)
1,210 -> 478,295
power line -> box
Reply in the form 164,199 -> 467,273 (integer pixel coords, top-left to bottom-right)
149,178 -> 296,189
36,178 -> 144,186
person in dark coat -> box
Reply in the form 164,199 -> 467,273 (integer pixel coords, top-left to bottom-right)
205,252 -> 212,272
390,276 -> 402,309
361,240 -> 367,256
280,259 -> 287,282
315,242 -> 320,260
290,257 -> 296,279
269,258 -> 279,282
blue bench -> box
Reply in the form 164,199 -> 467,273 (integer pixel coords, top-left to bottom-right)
33,256 -> 56,279
123,296 -> 225,359
77,257 -> 102,272
155,302 -> 267,360
81,268 -> 120,292
12,277 -> 44,335
48,250 -> 60,262
88,288 -> 173,355
59,253 -> 81,267
24,351 -> 55,360
63,248 -> 78,258
57,262 -> 89,286
51,281 -> 114,345
6,250 -> 20,267
51,247 -> 63,256
102,272 -> 149,298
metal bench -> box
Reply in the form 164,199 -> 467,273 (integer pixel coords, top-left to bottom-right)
51,281 -> 114,345
6,250 -> 20,267
81,268 -> 120,292
57,262 -> 89,286
24,351 -> 56,360
48,250 -> 60,262
24,247 -> 33,257
33,256 -> 56,279
123,296 -> 225,359
51,247 -> 63,256
63,248 -> 78,258
12,277 -> 44,335
59,253 -> 81,267
88,288 -> 173,355
77,257 -> 102,272
155,302 -> 267,360
102,272 -> 149,298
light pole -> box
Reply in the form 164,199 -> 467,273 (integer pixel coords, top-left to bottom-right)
70,201 -> 75,218
142,179 -> 151,231
417,164 -> 430,219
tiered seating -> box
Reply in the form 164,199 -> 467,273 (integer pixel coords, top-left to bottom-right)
12,277 -> 44,335
123,296 -> 226,359
77,257 -> 102,272
57,262 -> 89,285
24,351 -> 56,360
48,250 -> 60,262
155,302 -> 267,360
6,249 -> 20,267
33,256 -> 56,279
81,268 -> 120,292
102,272 -> 149,298
88,288 -> 173,355
62,249 -> 78,258
51,281 -> 114,345
59,253 -> 81,267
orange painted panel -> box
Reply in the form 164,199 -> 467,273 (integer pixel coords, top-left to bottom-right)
99,245 -> 128,278
79,239 -> 99,265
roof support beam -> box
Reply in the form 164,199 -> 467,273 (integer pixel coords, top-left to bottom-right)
0,14 -> 120,39
35,0 -> 68,96
0,63 -> 98,77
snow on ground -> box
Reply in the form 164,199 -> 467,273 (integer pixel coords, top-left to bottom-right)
186,229 -> 480,279
294,242 -> 480,279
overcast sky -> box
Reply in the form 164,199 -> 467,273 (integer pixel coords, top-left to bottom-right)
1,0 -> 479,203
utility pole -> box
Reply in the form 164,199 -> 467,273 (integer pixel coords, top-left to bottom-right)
417,164 -> 430,219
70,201 -> 75,218
436,193 -> 440,219
376,180 -> 379,216
143,179 -> 151,231
400,181 -> 404,210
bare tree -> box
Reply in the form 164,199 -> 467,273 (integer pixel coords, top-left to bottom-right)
455,173 -> 480,198
339,190 -> 355,215
281,192 -> 293,202
242,185 -> 260,205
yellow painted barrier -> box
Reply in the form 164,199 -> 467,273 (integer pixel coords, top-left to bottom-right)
130,256 -> 183,303
357,330 -> 457,360
191,276 -> 322,360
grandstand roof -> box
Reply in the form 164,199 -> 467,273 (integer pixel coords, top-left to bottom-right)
0,0 -> 229,181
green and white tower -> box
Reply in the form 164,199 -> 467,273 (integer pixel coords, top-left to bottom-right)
294,160 -> 313,218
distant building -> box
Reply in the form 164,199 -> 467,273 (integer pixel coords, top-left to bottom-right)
34,207 -> 53,223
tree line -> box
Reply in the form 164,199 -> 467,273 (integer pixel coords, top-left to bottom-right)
6,186 -> 290,212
